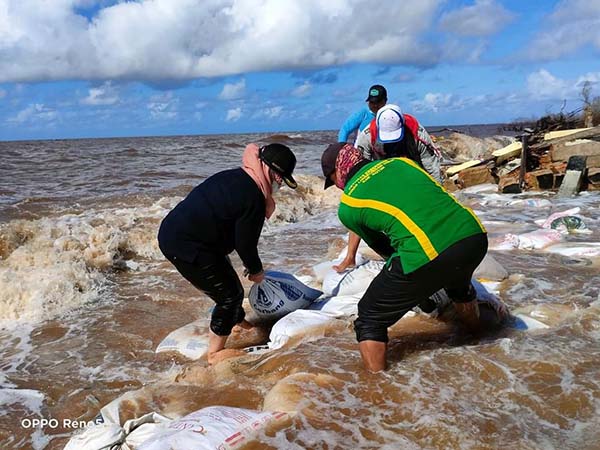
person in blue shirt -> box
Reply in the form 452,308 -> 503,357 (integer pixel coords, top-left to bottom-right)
338,84 -> 387,144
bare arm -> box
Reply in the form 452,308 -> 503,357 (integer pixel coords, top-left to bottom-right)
334,231 -> 361,273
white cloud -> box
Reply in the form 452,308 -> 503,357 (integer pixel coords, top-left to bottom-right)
411,92 -> 454,113
408,69 -> 600,116
255,106 -> 283,119
8,103 -> 57,124
219,79 -> 246,100
147,92 -> 178,119
527,69 -> 570,100
291,82 -> 312,98
439,0 -> 515,37
0,0 -> 443,83
226,107 -> 242,122
81,81 -> 119,105
575,72 -> 600,92
527,69 -> 600,102
527,0 -> 600,60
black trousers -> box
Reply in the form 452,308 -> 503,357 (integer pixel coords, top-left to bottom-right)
163,251 -> 245,336
354,233 -> 488,343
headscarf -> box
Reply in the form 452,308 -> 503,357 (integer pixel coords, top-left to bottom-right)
335,144 -> 366,189
242,143 -> 276,219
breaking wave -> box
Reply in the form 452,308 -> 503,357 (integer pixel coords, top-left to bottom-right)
0,175 -> 337,324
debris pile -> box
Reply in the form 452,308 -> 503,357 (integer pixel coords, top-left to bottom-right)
440,125 -> 600,195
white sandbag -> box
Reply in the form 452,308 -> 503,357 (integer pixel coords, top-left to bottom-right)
309,294 -> 361,317
155,320 -> 208,360
543,242 -> 600,258
516,229 -> 563,249
508,198 -> 552,208
460,183 -> 499,194
137,406 -> 289,450
249,271 -> 322,320
413,278 -> 506,317
321,270 -> 348,296
65,412 -> 170,450
268,309 -> 342,350
64,423 -> 125,450
493,229 -> 563,251
488,233 -> 520,250
262,372 -> 344,415
312,251 -> 368,283
473,253 -> 509,281
312,260 -> 338,284
535,207 -> 581,228
322,260 -> 384,296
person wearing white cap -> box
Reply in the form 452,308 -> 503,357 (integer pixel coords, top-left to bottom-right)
335,104 -> 443,274
362,104 -> 442,182
379,105 -> 441,177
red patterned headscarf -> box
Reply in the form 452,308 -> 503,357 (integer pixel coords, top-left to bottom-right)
335,144 -> 366,189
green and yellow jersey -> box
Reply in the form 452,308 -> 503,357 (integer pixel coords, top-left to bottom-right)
338,158 -> 486,274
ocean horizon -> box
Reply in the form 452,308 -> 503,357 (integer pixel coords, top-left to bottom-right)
0,121 -> 527,143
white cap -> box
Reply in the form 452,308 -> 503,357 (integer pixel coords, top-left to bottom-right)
376,104 -> 404,143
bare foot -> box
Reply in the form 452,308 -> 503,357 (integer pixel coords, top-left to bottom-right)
232,320 -> 255,333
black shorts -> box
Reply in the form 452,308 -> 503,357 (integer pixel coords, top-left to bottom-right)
354,233 -> 488,343
163,251 -> 245,336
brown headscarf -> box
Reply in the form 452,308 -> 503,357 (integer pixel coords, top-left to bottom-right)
242,143 -> 276,218
335,144 -> 366,189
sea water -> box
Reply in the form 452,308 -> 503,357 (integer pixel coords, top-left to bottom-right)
0,131 -> 599,449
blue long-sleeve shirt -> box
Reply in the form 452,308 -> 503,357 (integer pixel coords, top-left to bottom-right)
338,106 -> 375,143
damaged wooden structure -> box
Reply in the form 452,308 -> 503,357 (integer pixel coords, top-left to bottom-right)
444,126 -> 600,194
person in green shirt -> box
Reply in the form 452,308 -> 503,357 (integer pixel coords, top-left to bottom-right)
321,142 -> 488,372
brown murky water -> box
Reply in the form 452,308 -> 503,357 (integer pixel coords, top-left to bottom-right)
1,133 -> 599,449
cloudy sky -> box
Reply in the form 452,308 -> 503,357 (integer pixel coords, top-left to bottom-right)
0,0 -> 599,140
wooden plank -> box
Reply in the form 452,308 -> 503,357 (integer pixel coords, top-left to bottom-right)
532,125 -> 600,150
445,159 -> 483,176
544,128 -> 592,141
492,141 -> 522,164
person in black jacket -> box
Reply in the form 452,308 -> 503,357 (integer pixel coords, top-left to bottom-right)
158,143 -> 297,364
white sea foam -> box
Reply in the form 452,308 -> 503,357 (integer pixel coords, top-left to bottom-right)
0,175 -> 337,324
269,174 -> 340,224
0,388 -> 45,416
0,199 -> 175,323
0,323 -> 34,387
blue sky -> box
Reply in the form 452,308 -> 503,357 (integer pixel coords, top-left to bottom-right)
0,0 -> 599,140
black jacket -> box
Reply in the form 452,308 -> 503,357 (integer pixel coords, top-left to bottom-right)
158,168 -> 266,274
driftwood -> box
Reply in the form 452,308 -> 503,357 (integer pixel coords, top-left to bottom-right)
530,125 -> 600,150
